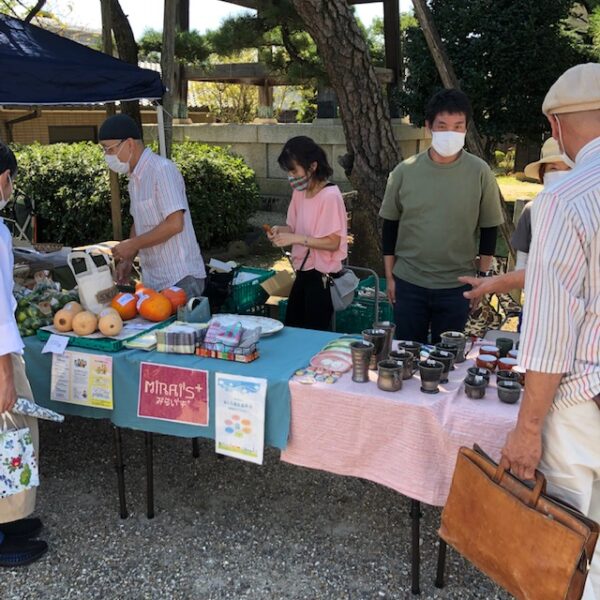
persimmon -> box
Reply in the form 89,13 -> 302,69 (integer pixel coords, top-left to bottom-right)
111,292 -> 138,320
161,286 -> 188,314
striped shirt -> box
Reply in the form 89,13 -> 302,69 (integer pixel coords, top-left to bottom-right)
128,148 -> 206,291
0,219 -> 23,356
520,136 -> 600,410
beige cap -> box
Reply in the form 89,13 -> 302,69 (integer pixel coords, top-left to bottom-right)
524,138 -> 565,181
542,63 -> 600,116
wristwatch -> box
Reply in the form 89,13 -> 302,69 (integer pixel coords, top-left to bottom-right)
477,270 -> 493,278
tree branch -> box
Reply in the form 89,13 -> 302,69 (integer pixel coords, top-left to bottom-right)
24,0 -> 46,22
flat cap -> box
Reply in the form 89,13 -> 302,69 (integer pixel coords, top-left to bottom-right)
98,114 -> 142,141
543,63 -> 600,115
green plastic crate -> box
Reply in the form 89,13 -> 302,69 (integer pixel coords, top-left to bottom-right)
224,267 -> 275,313
278,277 -> 393,334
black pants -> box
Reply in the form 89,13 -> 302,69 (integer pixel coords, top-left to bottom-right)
285,269 -> 333,331
393,276 -> 471,345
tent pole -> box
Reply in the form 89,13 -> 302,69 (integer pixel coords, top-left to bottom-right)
157,104 -> 167,158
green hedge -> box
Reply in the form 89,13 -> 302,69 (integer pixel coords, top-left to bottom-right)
12,141 -> 260,248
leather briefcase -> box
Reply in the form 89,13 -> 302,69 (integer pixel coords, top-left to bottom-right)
439,445 -> 599,600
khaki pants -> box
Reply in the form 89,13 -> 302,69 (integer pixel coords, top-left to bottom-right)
0,354 -> 38,524
540,401 -> 600,600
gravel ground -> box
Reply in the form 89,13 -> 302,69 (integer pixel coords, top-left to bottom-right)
0,417 -> 512,600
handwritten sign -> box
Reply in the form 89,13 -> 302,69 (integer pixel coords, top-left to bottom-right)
138,362 -> 209,426
51,351 -> 113,409
42,334 -> 69,355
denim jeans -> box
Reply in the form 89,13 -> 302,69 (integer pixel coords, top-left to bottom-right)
175,275 -> 205,299
393,276 -> 471,344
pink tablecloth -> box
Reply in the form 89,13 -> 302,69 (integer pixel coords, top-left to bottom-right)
281,344 -> 519,506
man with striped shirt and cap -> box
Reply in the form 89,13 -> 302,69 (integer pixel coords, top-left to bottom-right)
98,114 -> 206,297
500,63 -> 600,599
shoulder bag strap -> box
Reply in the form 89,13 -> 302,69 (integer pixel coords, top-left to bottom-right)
297,248 -> 310,272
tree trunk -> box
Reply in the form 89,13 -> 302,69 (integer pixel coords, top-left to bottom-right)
412,0 -> 515,259
100,0 -> 123,241
24,0 -> 46,22
291,0 -> 401,273
108,0 -> 142,133
161,0 -> 178,157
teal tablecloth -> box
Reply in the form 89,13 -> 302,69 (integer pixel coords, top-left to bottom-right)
23,327 -> 338,449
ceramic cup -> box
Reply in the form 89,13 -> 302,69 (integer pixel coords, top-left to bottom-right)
476,353 -> 498,372
467,366 -> 491,386
373,321 -> 396,360
512,365 -> 526,386
496,369 -> 521,386
428,350 -> 454,384
479,345 -> 500,358
440,331 -> 468,363
495,337 -> 514,358
362,329 -> 387,370
350,341 -> 374,383
435,342 -> 459,362
497,357 -> 519,372
418,359 -> 444,394
398,340 -> 422,360
390,349 -> 415,380
377,359 -> 403,392
497,380 -> 522,404
508,349 -> 519,360
464,375 -> 487,399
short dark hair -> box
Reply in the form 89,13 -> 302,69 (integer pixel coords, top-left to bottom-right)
0,142 -> 17,177
277,136 -> 333,181
424,89 -> 472,126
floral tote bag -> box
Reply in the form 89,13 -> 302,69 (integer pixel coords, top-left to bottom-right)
0,413 -> 39,498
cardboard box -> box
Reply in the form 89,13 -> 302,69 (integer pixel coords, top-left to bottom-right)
265,295 -> 287,320
260,270 -> 294,298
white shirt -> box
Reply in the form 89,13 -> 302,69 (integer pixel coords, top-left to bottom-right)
0,218 -> 24,356
519,136 -> 600,410
128,148 -> 206,290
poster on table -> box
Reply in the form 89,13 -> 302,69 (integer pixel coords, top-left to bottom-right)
51,350 -> 113,409
215,373 -> 266,465
137,362 -> 209,426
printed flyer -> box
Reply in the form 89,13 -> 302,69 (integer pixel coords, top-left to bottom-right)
50,351 -> 113,409
215,373 -> 266,464
138,363 -> 209,426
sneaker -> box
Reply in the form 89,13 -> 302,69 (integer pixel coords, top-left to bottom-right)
0,518 -> 43,540
0,538 -> 48,567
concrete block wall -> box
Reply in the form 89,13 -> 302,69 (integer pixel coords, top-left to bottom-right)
143,121 -> 431,198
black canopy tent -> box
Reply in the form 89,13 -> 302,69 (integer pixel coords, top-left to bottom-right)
0,13 -> 166,238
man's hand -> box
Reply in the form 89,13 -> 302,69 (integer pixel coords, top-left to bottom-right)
500,424 -> 543,480
386,276 -> 396,305
0,355 -> 16,414
115,259 -> 133,285
459,275 -> 499,303
112,238 -> 138,262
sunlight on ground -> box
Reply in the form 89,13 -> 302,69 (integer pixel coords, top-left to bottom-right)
496,175 -> 543,201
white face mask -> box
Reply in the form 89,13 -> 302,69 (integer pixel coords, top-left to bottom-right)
554,115 -> 576,169
543,170 -> 569,188
0,174 -> 13,211
105,153 -> 130,175
431,131 -> 466,157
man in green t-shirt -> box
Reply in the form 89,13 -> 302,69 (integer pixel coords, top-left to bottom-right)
379,89 -> 504,344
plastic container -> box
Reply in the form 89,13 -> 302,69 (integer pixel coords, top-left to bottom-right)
67,251 -> 115,314
224,267 -> 275,313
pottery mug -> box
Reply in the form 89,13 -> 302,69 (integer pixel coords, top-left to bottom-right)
476,353 -> 498,371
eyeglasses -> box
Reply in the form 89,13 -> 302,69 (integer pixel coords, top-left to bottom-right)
100,140 -> 124,155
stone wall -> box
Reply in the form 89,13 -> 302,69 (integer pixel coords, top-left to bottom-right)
143,121 -> 431,198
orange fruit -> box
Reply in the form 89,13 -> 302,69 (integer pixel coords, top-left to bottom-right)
160,286 -> 188,314
111,292 -> 138,320
138,293 -> 172,322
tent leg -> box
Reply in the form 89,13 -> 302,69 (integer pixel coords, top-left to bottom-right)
156,104 -> 167,158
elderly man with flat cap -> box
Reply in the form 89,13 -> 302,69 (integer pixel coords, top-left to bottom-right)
500,63 -> 600,599
98,114 -> 206,297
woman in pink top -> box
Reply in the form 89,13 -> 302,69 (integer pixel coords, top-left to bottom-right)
269,136 -> 348,330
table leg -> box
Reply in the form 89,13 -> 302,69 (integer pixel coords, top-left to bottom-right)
145,432 -> 155,519
192,438 -> 200,458
435,538 -> 447,588
410,499 -> 422,595
112,426 -> 128,519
